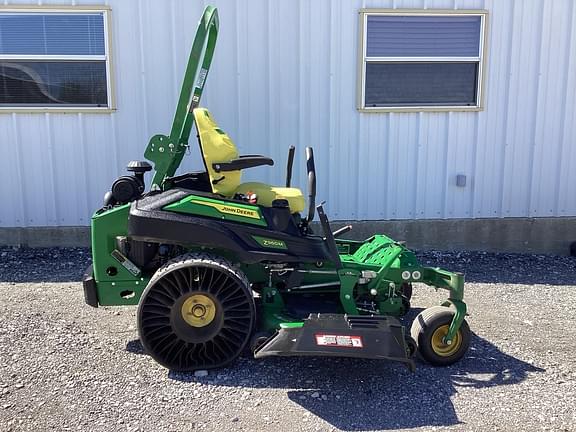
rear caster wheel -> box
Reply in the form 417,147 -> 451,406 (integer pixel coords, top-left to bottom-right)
411,306 -> 470,366
137,253 -> 255,371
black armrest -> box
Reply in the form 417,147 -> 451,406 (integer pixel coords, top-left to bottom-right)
213,155 -> 274,172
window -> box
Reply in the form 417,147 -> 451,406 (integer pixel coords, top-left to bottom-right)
0,7 -> 113,111
358,10 -> 487,112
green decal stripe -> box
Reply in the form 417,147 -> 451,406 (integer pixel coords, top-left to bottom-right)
280,322 -> 304,329
252,236 -> 288,250
164,195 -> 267,226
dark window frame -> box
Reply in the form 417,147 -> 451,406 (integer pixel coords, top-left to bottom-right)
358,9 -> 488,112
0,6 -> 114,112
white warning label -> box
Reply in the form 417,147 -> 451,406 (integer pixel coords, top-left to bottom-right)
315,334 -> 363,348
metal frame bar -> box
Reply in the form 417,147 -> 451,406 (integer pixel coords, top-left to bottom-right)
0,6 -> 114,113
357,9 -> 488,113
145,6 -> 219,188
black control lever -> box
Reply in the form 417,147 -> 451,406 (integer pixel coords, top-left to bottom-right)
333,225 -> 352,238
317,202 -> 342,269
306,147 -> 316,223
286,145 -> 295,187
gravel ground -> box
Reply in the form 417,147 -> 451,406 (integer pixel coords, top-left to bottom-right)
0,247 -> 575,432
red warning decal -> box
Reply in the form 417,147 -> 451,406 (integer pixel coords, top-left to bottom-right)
315,334 -> 363,348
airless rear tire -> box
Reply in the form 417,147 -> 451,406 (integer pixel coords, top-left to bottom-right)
137,253 -> 255,371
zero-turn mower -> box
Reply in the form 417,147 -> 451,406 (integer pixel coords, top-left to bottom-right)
83,6 -> 471,372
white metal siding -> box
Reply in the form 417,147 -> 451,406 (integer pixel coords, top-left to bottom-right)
0,0 -> 575,227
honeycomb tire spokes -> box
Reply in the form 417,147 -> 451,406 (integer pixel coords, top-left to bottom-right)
138,255 -> 255,371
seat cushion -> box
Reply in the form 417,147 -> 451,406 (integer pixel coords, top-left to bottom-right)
235,182 -> 306,214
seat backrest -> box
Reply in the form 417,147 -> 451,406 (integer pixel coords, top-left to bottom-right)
193,108 -> 241,196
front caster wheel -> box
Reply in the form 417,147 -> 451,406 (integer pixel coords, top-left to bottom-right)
410,306 -> 470,366
249,331 -> 273,354
404,335 -> 418,359
137,253 -> 255,371
401,282 -> 413,301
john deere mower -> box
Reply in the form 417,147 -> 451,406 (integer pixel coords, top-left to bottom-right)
83,6 -> 470,372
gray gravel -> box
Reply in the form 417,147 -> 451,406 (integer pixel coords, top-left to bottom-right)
1,246 -> 575,432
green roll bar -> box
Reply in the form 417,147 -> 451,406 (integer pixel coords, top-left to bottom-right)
145,6 -> 219,189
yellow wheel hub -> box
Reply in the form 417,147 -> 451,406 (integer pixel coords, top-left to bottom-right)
181,294 -> 216,328
431,324 -> 462,357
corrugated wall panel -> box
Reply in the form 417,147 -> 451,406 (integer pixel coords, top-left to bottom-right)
530,0 -> 573,217
557,1 -> 576,217
331,0 -> 361,220
1,0 -> 575,227
473,0 -> 513,219
501,0 -> 542,218
0,116 -> 14,226
50,115 -> 87,225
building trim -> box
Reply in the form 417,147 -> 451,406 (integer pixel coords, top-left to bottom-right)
0,5 -> 116,113
357,9 -> 489,113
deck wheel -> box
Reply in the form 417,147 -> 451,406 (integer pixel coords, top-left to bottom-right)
410,306 -> 471,366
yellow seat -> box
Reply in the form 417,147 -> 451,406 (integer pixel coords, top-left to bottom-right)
193,108 -> 305,214
194,108 -> 241,197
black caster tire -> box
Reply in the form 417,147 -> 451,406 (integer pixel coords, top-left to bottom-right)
249,331 -> 273,354
411,306 -> 470,366
404,335 -> 418,359
137,253 -> 255,371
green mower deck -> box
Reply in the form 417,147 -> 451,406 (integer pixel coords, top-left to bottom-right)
83,5 -> 471,372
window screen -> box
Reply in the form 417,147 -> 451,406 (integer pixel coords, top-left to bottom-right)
360,12 -> 486,110
0,10 -> 111,109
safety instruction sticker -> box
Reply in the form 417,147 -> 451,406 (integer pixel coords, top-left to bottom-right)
315,334 -> 363,348
111,249 -> 141,277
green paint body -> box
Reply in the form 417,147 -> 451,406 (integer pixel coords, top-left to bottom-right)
91,200 -> 465,339
90,204 -> 149,306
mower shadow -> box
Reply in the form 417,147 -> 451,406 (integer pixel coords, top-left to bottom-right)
126,329 -> 544,431
284,333 -> 544,430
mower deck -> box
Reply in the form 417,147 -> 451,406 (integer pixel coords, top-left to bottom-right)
254,314 -> 416,371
